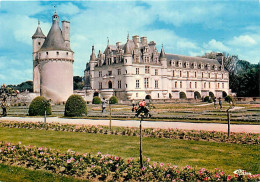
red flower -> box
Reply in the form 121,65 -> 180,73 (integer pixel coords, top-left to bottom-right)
227,175 -> 231,181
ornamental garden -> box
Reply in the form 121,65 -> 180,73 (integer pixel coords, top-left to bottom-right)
0,94 -> 259,181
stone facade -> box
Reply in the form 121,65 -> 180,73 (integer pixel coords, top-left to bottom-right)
84,35 -> 230,101
32,12 -> 74,103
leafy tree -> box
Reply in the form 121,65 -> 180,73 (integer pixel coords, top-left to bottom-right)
64,94 -> 87,117
8,81 -> 33,92
73,76 -> 84,90
29,96 -> 52,116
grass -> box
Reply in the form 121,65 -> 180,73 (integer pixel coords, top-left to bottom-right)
0,127 -> 259,175
0,163 -> 87,182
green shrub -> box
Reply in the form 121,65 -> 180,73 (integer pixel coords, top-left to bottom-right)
225,95 -> 233,103
64,94 -> 87,117
109,96 -> 118,104
92,96 -> 101,104
179,92 -> 186,99
29,96 -> 52,116
203,96 -> 210,102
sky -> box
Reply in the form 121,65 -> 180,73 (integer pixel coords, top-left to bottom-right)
0,0 -> 260,85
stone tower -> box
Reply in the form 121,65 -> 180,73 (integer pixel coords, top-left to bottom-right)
32,11 -> 74,103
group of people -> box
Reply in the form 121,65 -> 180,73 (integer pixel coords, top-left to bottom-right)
213,97 -> 222,109
0,95 -> 8,117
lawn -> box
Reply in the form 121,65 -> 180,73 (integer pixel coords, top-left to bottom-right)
0,127 -> 259,175
0,163 -> 86,182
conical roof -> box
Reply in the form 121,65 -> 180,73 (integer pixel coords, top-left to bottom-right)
90,46 -> 96,61
32,22 -> 45,39
124,40 -> 131,55
39,16 -> 71,51
159,45 -> 166,59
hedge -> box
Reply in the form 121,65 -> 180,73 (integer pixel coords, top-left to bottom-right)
109,96 -> 118,104
28,96 -> 52,116
92,96 -> 101,104
64,94 -> 87,117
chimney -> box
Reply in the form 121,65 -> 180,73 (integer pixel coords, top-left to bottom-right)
132,35 -> 139,45
141,37 -> 147,45
62,21 -> 70,49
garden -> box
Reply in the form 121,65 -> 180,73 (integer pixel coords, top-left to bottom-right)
0,120 -> 259,181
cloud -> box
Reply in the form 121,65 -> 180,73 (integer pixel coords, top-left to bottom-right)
203,39 -> 230,52
228,35 -> 257,47
58,2 -> 79,15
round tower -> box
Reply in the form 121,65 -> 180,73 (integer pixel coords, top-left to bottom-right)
34,11 -> 74,103
32,21 -> 46,93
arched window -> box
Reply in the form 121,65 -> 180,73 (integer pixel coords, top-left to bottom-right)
108,81 -> 112,89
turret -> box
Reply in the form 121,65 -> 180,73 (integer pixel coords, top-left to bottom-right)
32,21 -> 46,60
123,37 -> 132,65
160,44 -> 167,68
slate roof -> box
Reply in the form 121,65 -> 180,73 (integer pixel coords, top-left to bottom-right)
166,54 -> 221,65
32,26 -> 45,39
39,20 -> 71,52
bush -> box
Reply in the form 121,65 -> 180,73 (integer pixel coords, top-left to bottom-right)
203,96 -> 210,102
64,94 -> 87,117
28,96 -> 52,116
225,95 -> 233,103
109,96 -> 118,104
92,96 -> 101,104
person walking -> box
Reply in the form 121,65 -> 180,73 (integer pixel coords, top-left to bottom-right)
219,97 -> 222,109
101,98 -> 107,113
136,100 -> 146,117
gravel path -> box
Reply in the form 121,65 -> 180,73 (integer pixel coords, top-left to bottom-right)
0,116 -> 259,133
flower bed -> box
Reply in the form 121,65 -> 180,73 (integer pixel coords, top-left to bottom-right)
0,121 -> 259,145
0,142 -> 259,181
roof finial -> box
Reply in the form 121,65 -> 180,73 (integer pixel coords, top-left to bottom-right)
38,20 -> 40,26
162,43 -> 163,48
127,32 -> 129,41
107,37 -> 109,45
54,5 -> 56,14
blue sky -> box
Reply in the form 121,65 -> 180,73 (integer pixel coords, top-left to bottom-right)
0,0 -> 260,85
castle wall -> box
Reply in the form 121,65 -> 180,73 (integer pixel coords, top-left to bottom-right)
40,60 -> 73,103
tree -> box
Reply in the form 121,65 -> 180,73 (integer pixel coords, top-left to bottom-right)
73,76 -> 84,90
7,81 -> 33,92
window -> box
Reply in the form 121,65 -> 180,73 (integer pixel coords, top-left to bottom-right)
136,68 -> 139,74
202,72 -> 204,78
222,83 -> 224,88
66,52 -> 69,56
187,72 -> 189,78
215,73 -> 217,79
173,70 -> 175,77
125,59 -> 127,63
155,80 -> 158,88
175,81 -> 177,88
117,69 -> 121,75
180,81 -> 182,88
195,72 -> 197,78
125,70 -> 127,74
46,52 -> 48,55
144,78 -> 149,88
209,82 -> 211,88
195,82 -> 197,88
136,80 -> 140,88
204,82 -> 206,88
108,81 -> 112,89
145,66 -> 150,74
190,82 -> 192,88
56,52 -> 59,55
38,42 -> 41,46
99,71 -> 102,77
155,69 -> 158,75
218,83 -> 220,88
99,82 -> 102,89
118,80 -> 121,88
180,71 -> 182,77
158,93 -> 160,98
208,73 -> 210,78
108,71 -> 112,76
136,93 -> 138,97
125,84 -> 127,88
222,74 -> 224,79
